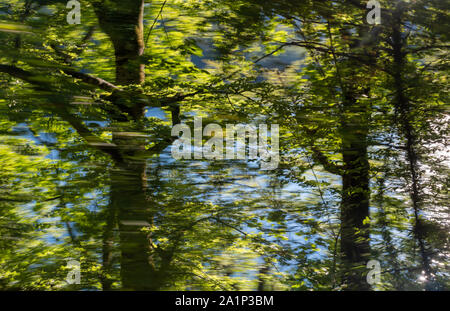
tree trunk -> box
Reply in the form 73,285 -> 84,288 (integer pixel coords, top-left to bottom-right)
391,10 -> 432,286
92,0 -> 145,118
339,93 -> 371,290
110,164 -> 164,290
91,0 -> 166,290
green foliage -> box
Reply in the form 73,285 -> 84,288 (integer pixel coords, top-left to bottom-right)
0,0 -> 448,291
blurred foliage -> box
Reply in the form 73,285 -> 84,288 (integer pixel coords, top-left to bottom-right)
0,0 -> 448,290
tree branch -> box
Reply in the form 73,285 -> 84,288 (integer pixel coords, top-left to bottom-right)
0,64 -> 123,162
310,145 -> 343,175
63,68 -> 120,92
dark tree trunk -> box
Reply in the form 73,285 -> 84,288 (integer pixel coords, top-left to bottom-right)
339,93 -> 371,290
110,165 -> 163,290
91,0 -> 167,290
390,10 -> 432,286
257,262 -> 270,291
92,0 -> 146,118
101,198 -> 116,290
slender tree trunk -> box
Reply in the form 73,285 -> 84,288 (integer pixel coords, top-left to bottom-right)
339,92 -> 371,290
101,198 -> 116,290
390,10 -> 432,286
